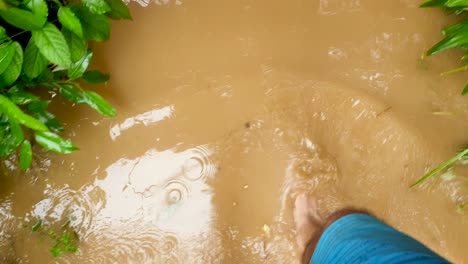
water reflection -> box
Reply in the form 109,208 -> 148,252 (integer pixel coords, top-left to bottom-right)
109,105 -> 175,141
134,0 -> 183,8
318,0 -> 362,15
25,145 -> 220,262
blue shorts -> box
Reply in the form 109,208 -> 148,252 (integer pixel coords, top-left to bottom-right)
311,214 -> 449,264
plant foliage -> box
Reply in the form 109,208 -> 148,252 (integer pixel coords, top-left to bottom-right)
0,0 -> 131,170
31,219 -> 80,258
411,148 -> 468,187
421,0 -> 468,94
412,1 -> 468,187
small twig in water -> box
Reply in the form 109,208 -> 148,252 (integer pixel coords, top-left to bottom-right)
376,106 -> 392,117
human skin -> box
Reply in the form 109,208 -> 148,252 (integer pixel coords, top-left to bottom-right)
299,208 -> 371,264
294,194 -> 372,264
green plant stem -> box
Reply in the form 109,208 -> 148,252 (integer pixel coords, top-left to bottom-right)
441,64 -> 468,76
3,20 -> 59,44
7,30 -> 29,41
411,148 -> 468,188
69,82 -> 84,92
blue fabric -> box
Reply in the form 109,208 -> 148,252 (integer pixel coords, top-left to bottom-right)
311,214 -> 449,264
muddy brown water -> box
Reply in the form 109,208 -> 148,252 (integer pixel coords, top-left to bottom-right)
2,0 -> 468,263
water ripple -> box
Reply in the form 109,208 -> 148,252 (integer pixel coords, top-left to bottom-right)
62,225 -> 222,264
182,145 -> 216,182
30,185 -> 103,236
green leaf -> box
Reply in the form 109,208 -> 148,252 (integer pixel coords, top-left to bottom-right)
31,220 -> 42,232
0,0 -> 6,9
60,86 -> 116,116
20,75 -> 38,87
7,90 -> 40,105
446,0 -> 468,7
420,0 -> 448,7
82,70 -> 109,84
59,84 -> 84,103
19,140 -> 32,170
26,0 -> 48,26
83,0 -> 111,14
26,100 -> 63,132
82,91 -> 116,117
23,38 -> 48,79
35,110 -> 64,133
463,83 -> 468,95
427,33 -> 468,56
0,121 -> 24,157
37,67 -> 54,83
62,28 -> 86,63
105,0 -> 132,20
74,7 -> 110,42
0,136 -> 19,157
66,245 -> 78,253
68,49 -> 93,80
51,244 -> 62,258
52,69 -> 67,80
27,101 -> 63,132
0,94 -> 48,131
27,100 -> 49,113
0,42 -> 23,88
9,120 -> 23,140
58,6 -> 83,38
427,20 -> 468,56
0,8 -> 44,31
4,0 -> 19,6
34,131 -> 78,154
61,232 -> 71,243
411,148 -> 468,187
48,230 -> 56,238
32,23 -> 72,68
442,20 -> 468,36
0,26 -> 7,41
0,42 -> 16,75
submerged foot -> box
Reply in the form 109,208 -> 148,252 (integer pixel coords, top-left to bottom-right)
294,193 -> 324,250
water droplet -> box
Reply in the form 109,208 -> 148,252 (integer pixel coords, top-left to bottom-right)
166,189 -> 182,204
182,145 -> 216,181
163,180 -> 189,206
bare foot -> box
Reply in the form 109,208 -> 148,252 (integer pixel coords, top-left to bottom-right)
294,193 -> 324,250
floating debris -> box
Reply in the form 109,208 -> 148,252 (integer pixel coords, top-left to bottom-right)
432,112 -> 455,116
262,224 -> 271,237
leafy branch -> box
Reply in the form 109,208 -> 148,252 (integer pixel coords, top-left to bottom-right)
0,0 -> 131,170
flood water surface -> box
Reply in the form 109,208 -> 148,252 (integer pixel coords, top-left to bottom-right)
2,0 -> 468,263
